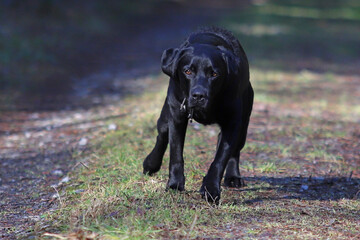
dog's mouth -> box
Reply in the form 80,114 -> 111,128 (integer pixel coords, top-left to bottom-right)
180,97 -> 209,122
188,100 -> 209,122
188,98 -> 208,109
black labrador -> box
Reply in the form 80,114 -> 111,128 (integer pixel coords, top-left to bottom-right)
143,27 -> 253,202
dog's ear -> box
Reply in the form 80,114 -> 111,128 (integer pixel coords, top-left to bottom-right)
222,51 -> 241,76
161,48 -> 179,77
222,51 -> 250,93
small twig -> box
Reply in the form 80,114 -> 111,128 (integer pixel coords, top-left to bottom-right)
79,161 -> 89,169
203,187 -> 219,207
188,213 -> 198,237
204,193 -> 212,208
72,161 -> 90,170
52,186 -> 63,206
43,233 -> 67,239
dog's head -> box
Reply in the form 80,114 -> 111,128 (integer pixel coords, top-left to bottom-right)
161,41 -> 243,113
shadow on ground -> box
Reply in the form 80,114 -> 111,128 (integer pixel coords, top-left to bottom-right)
233,176 -> 360,204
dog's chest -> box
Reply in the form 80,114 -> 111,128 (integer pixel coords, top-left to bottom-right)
192,109 -> 216,125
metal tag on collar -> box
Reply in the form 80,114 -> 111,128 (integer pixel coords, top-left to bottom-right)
188,108 -> 194,123
180,98 -> 186,112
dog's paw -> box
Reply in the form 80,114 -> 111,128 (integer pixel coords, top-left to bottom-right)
143,155 -> 161,176
200,178 -> 221,204
224,176 -> 245,188
143,164 -> 159,176
166,176 -> 185,191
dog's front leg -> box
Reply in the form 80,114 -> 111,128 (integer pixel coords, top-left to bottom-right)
200,126 -> 239,203
166,117 -> 188,191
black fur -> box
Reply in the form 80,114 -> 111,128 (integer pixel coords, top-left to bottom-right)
143,27 -> 254,203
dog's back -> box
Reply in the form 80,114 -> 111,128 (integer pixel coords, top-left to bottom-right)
187,27 -> 248,62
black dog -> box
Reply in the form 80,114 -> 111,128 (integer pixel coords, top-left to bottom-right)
143,27 -> 253,202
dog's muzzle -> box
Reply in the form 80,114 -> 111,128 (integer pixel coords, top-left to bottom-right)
189,87 -> 208,108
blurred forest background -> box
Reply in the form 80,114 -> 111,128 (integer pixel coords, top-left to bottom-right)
0,0 -> 230,110
1,0 -> 359,110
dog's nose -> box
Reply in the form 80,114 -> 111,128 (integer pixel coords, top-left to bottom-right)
191,90 -> 206,102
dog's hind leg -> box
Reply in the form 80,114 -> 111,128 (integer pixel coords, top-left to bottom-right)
214,131 -> 244,188
143,99 -> 170,175
224,85 -> 254,188
214,127 -> 244,188
223,120 -> 249,188
223,115 -> 251,187
224,151 -> 245,188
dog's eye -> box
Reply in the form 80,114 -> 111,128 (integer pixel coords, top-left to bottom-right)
212,72 -> 218,77
184,69 -> 192,75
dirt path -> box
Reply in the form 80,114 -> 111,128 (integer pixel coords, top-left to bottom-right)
0,104 -> 123,238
